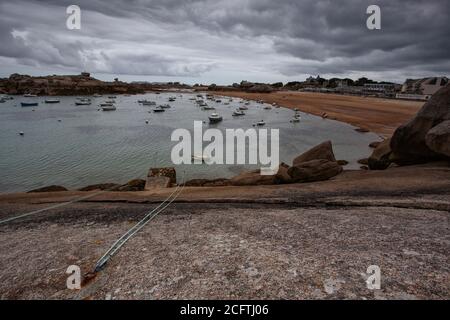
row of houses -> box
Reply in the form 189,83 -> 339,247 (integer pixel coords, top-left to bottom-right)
300,76 -> 448,100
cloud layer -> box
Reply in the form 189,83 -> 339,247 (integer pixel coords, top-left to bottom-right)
0,0 -> 449,83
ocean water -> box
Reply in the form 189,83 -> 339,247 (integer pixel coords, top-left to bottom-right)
0,92 -> 379,193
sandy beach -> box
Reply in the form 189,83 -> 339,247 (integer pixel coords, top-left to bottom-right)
213,91 -> 425,137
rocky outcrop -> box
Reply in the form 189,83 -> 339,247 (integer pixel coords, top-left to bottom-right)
337,160 -> 349,166
230,169 -> 280,186
78,183 -> 120,191
144,167 -> 177,189
27,185 -> 68,193
288,159 -> 343,183
145,177 -> 172,189
118,179 -> 146,191
246,84 -> 274,93
0,73 -> 145,96
148,167 -> 176,185
183,178 -> 231,187
288,141 -> 343,183
425,120 -> 450,157
275,162 -> 294,184
368,138 -> 393,170
390,84 -> 450,164
369,141 -> 382,149
293,141 -> 336,165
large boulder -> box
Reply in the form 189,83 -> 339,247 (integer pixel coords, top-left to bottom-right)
287,159 -> 343,183
145,176 -> 172,189
275,162 -> 294,184
368,138 -> 393,170
148,167 -> 176,185
390,84 -> 450,164
230,162 -> 295,186
425,120 -> 450,157
293,141 -> 336,166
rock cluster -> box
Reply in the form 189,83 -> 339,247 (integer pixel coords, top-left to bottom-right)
182,141 -> 343,187
369,84 -> 450,169
0,73 -> 144,96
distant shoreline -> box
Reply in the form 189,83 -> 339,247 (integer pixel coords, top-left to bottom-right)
212,90 -> 424,137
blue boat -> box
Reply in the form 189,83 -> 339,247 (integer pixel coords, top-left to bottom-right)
21,102 -> 39,107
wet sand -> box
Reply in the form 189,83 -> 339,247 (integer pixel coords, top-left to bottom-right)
212,91 -> 424,137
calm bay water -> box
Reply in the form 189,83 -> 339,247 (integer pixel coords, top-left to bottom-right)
0,92 -> 379,193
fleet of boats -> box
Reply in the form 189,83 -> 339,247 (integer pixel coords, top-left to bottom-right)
4,93 -> 303,127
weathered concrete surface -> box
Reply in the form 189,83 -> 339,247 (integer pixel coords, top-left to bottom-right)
0,164 -> 449,300
0,202 -> 448,300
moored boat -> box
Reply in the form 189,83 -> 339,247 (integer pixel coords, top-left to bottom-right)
45,99 -> 60,104
208,113 -> 223,123
101,105 -> 116,111
232,109 -> 245,116
21,102 -> 39,107
153,107 -> 165,113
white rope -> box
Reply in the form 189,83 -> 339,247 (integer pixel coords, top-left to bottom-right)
93,172 -> 186,272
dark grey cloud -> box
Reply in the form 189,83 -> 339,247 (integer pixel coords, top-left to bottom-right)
0,0 -> 449,83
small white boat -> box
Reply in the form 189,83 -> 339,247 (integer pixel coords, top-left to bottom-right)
23,94 -> 37,97
290,117 -> 300,123
159,104 -> 171,109
108,96 -> 117,99
264,106 -> 272,110
238,106 -> 248,110
45,99 -> 60,104
208,113 -> 223,123
75,101 -> 91,106
99,103 -> 114,107
101,105 -> 116,111
168,97 -> 176,102
245,102 -> 250,106
191,155 -> 210,163
93,94 -> 102,97
202,105 -> 215,110
105,100 -> 116,104
256,120 -> 266,126
77,97 -> 91,102
0,99 -> 6,103
232,110 -> 245,116
215,99 -> 222,103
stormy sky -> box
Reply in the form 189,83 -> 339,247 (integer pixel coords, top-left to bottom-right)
0,0 -> 449,84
